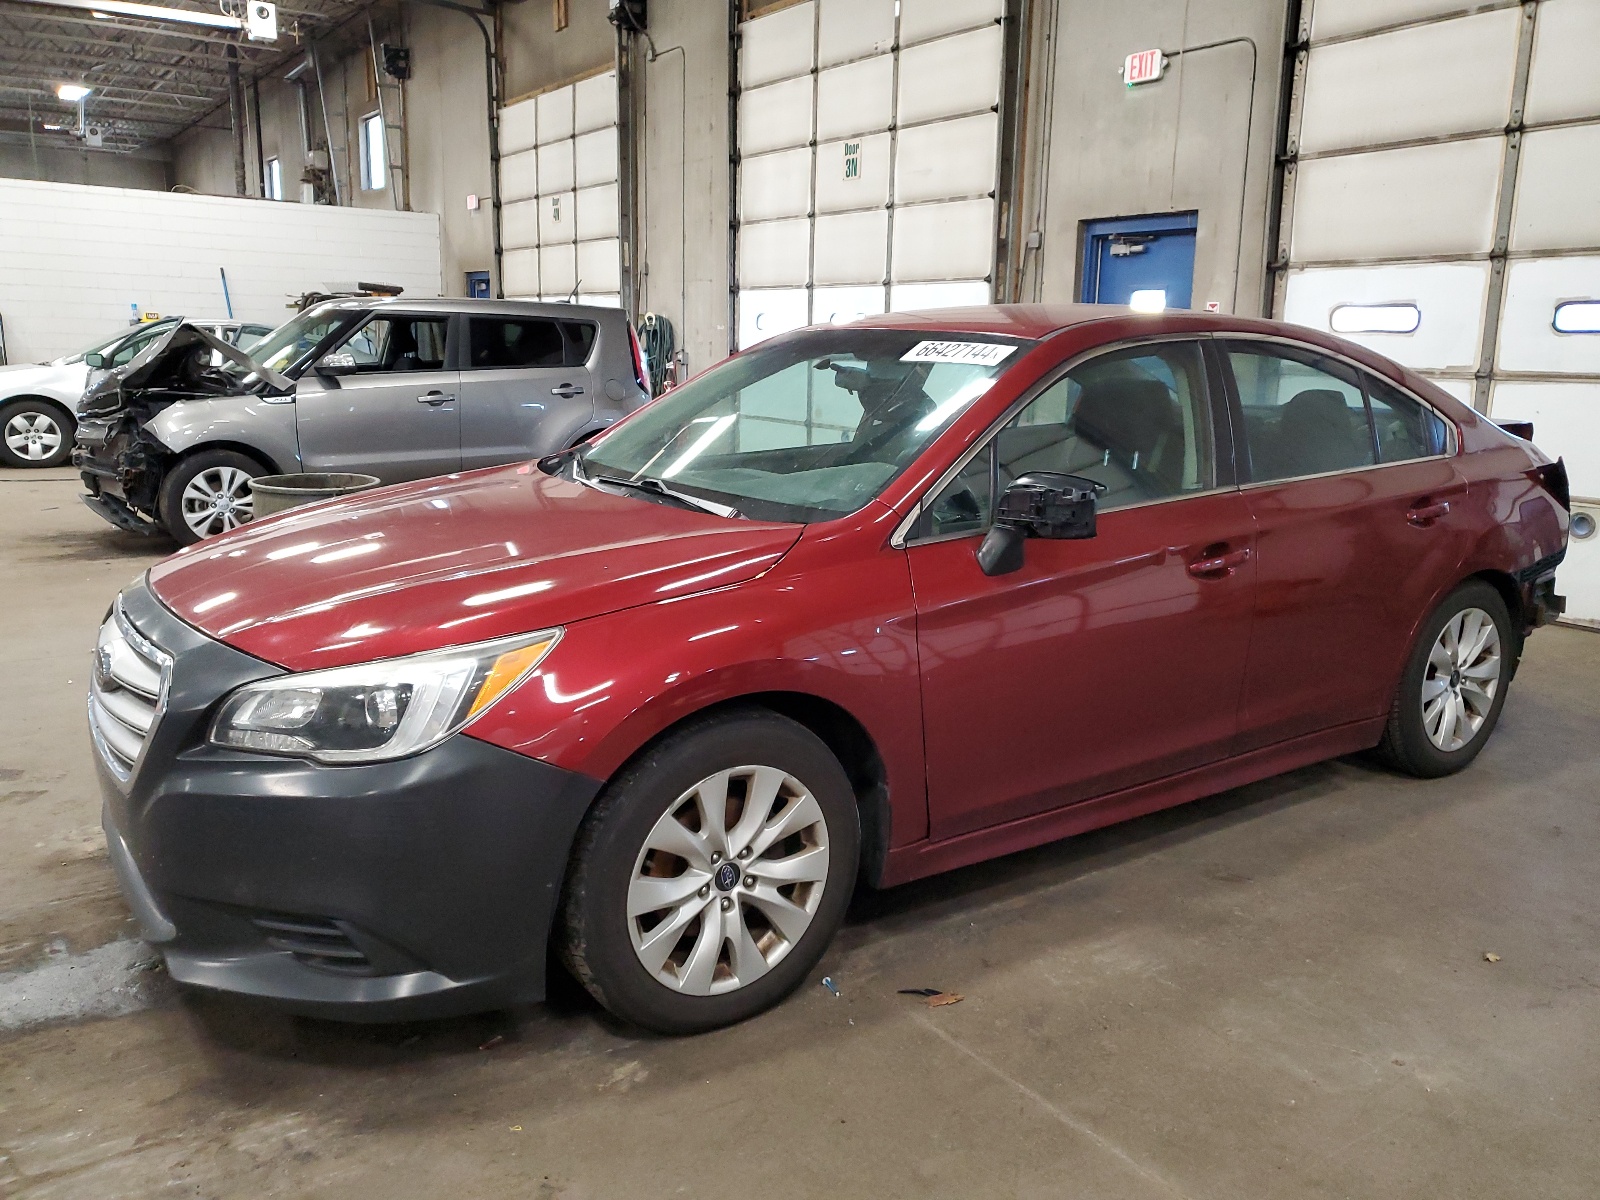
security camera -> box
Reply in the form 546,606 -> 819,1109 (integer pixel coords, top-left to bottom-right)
245,0 -> 277,42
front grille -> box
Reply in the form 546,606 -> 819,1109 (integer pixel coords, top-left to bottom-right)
251,914 -> 376,975
87,601 -> 171,783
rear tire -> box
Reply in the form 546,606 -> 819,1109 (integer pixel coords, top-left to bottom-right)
0,399 -> 74,469
559,710 -> 859,1035
1375,580 -> 1513,778
159,449 -> 264,545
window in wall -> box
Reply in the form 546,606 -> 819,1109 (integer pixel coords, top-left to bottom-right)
359,113 -> 386,191
264,156 -> 283,201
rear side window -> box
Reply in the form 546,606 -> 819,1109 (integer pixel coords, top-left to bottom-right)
562,321 -> 597,365
1367,376 -> 1449,462
921,340 -> 1214,539
1226,342 -> 1448,481
467,317 -> 596,370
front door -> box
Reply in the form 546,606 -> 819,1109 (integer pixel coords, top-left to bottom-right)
908,339 -> 1256,840
294,312 -> 461,483
1221,340 -> 1471,749
457,313 -> 596,469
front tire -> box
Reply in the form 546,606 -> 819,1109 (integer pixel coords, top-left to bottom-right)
559,710 -> 859,1035
0,399 -> 74,468
159,449 -> 264,545
1375,580 -> 1513,778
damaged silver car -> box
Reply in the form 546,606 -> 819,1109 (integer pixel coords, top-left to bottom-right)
73,298 -> 652,544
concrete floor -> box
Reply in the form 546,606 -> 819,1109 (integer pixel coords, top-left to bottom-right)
2,466 -> 1597,1199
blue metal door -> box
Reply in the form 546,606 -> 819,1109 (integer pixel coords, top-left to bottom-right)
1081,212 -> 1198,310
465,271 -> 491,299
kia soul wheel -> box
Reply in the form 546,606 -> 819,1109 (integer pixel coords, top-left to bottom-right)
159,449 -> 263,544
560,711 -> 859,1034
1377,581 -> 1514,778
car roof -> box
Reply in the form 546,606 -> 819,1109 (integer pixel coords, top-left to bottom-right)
359,297 -> 623,319
845,303 -> 1318,341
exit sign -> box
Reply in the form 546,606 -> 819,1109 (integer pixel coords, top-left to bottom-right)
1124,48 -> 1165,86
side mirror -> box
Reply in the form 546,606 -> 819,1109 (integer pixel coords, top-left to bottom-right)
84,352 -> 106,369
976,471 -> 1099,577
314,351 -> 358,377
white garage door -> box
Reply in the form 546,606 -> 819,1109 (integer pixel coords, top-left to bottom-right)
1277,0 -> 1600,622
498,70 -> 623,307
735,0 -> 1005,349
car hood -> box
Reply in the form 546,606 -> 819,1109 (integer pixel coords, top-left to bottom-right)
0,361 -> 71,388
147,463 -> 804,670
78,323 -> 289,415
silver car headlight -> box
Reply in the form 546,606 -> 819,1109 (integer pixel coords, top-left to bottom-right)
209,629 -> 561,764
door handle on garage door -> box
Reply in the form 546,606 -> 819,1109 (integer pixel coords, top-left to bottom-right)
1187,546 -> 1252,579
416,391 -> 454,405
550,383 -> 586,398
1406,500 -> 1451,526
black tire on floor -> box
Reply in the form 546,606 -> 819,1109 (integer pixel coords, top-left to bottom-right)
559,709 -> 859,1035
0,398 -> 75,469
158,448 -> 265,545
1374,580 -> 1515,779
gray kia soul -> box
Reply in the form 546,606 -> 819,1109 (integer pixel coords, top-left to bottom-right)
73,298 -> 651,545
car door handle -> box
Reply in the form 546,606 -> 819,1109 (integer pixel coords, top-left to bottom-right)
550,383 -> 585,398
1187,546 -> 1252,579
1407,500 -> 1451,526
417,391 -> 455,405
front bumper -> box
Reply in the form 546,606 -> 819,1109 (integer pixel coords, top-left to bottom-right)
97,578 -> 602,1021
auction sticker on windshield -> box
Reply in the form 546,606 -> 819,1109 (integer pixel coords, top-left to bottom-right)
900,341 -> 1018,367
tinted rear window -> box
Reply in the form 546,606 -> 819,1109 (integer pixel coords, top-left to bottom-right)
467,317 -> 597,370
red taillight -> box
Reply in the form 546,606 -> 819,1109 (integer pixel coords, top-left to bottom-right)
628,325 -> 652,398
1529,459 -> 1570,511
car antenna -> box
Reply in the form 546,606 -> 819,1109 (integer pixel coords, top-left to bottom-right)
566,279 -> 582,304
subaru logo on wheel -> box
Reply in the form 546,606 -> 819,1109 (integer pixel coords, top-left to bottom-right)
714,861 -> 740,892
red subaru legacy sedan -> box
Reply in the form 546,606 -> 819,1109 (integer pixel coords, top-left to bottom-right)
93,306 -> 1569,1033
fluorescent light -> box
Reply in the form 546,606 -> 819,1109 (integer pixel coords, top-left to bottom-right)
57,84 -> 92,102
1129,289 -> 1167,313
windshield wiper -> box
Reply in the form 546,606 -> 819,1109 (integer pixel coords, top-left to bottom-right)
588,471 -> 741,519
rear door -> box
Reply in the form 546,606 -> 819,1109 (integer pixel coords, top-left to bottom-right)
1221,339 -> 1468,750
908,338 -> 1257,840
457,314 -> 596,468
294,312 -> 460,483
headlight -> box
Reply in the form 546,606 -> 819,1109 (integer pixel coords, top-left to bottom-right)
209,629 -> 560,764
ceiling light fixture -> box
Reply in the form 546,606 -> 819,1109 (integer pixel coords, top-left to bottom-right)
57,83 -> 93,102
10,0 -> 276,39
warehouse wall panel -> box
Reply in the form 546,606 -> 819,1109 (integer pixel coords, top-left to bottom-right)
0,178 -> 441,361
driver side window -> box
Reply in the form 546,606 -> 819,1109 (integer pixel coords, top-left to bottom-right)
334,316 -> 449,374
920,341 -> 1214,539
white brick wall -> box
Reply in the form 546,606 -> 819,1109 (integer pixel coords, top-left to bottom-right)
0,179 -> 442,362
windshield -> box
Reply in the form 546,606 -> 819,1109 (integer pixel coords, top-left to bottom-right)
578,328 -> 1030,522
58,319 -> 176,365
228,306 -> 363,381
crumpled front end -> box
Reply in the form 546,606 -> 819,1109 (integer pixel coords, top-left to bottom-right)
74,413 -> 167,535
72,321 -> 280,536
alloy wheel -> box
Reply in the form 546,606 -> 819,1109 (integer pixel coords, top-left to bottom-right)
3,411 -> 63,463
181,466 -> 255,538
627,765 -> 830,996
1421,606 -> 1502,752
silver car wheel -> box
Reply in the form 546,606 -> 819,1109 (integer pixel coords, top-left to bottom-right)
627,765 -> 831,997
1422,606 -> 1502,752
181,465 -> 255,538
4,411 -> 64,462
